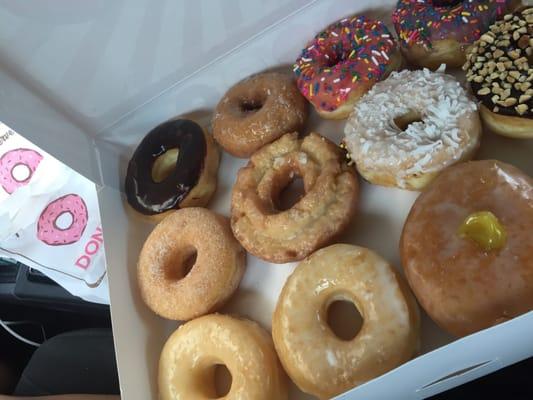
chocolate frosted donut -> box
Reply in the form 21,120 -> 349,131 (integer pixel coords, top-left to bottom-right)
125,119 -> 219,219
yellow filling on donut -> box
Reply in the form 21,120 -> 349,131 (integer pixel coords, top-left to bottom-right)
458,211 -> 507,251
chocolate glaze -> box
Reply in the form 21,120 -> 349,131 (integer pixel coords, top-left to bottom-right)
125,119 -> 206,215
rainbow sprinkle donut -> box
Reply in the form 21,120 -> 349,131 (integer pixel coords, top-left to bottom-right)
293,16 -> 402,119
392,0 -> 513,69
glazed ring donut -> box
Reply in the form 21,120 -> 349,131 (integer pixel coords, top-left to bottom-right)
37,194 -> 89,246
137,208 -> 245,321
464,7 -> 533,138
125,118 -> 219,221
0,148 -> 43,194
159,314 -> 288,400
401,160 -> 533,337
213,72 -> 307,158
272,244 -> 420,399
344,68 -> 481,190
392,0 -> 513,69
231,132 -> 358,263
294,15 -> 401,119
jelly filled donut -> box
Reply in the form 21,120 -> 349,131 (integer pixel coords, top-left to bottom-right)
125,119 -> 219,220
159,314 -> 288,400
392,0 -> 514,69
0,148 -> 43,194
231,132 -> 358,263
464,7 -> 533,138
344,68 -> 481,190
37,194 -> 88,246
294,15 -> 401,119
213,72 -> 307,158
137,208 -> 245,321
273,244 -> 420,399
401,160 -> 533,337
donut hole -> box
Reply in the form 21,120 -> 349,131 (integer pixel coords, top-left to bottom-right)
213,364 -> 232,398
11,163 -> 31,182
164,246 -> 197,281
239,98 -> 264,115
326,299 -> 363,341
151,147 -> 179,183
275,175 -> 306,211
54,212 -> 74,231
394,110 -> 424,131
432,0 -> 462,7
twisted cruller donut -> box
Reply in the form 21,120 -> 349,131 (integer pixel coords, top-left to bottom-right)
344,68 -> 481,190
273,244 -> 420,399
231,132 -> 358,263
159,314 -> 288,400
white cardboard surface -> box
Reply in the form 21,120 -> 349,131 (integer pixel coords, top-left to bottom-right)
0,0 -> 532,399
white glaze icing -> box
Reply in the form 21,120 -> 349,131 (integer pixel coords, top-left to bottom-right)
344,68 -> 480,188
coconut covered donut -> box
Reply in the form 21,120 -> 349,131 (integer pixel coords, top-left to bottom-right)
213,72 -> 307,158
231,132 -> 358,263
463,7 -> 533,138
344,68 -> 481,190
273,244 -> 420,399
159,314 -> 288,400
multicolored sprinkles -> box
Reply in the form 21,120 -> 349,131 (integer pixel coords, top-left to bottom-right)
293,16 -> 397,112
392,0 -> 509,49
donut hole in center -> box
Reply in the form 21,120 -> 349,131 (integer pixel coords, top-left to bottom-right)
164,246 -> 197,281
327,299 -> 363,341
54,212 -> 74,231
394,110 -> 424,131
11,163 -> 31,182
151,147 -> 179,183
432,0 -> 463,7
239,99 -> 264,115
275,175 -> 306,211
212,364 -> 232,398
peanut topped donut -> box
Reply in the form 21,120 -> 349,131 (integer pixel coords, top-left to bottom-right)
401,160 -> 533,337
294,16 -> 401,119
213,72 -> 307,158
344,68 -> 481,190
392,0 -> 513,69
273,244 -> 420,399
231,132 -> 358,263
463,7 -> 533,138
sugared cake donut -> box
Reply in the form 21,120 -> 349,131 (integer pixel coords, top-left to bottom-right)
159,314 -> 288,400
231,132 -> 358,263
463,7 -> 533,138
393,0 -> 514,69
212,72 -> 307,158
126,119 -> 220,221
401,160 -> 533,337
344,68 -> 481,190
137,208 -> 245,321
273,244 -> 420,399
294,15 -> 402,119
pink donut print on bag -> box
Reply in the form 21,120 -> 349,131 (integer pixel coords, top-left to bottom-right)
0,148 -> 43,194
37,194 -> 89,246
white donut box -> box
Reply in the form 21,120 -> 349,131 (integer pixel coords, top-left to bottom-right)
0,0 -> 532,399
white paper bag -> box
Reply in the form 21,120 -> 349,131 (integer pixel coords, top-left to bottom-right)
0,121 -> 109,304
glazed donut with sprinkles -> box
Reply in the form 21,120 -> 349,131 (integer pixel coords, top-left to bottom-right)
294,15 -> 402,119
392,0 -> 515,69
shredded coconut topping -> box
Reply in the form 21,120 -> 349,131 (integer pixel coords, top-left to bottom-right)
344,68 -> 479,187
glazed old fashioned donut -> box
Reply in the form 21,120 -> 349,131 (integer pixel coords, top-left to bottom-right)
231,132 -> 358,263
344,68 -> 481,190
272,244 -> 420,399
463,7 -> 533,138
0,148 -> 43,194
401,160 -> 533,337
212,72 -> 307,158
37,194 -> 88,246
294,15 -> 402,119
137,208 -> 245,321
125,119 -> 219,220
159,314 -> 288,400
392,0 -> 513,69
